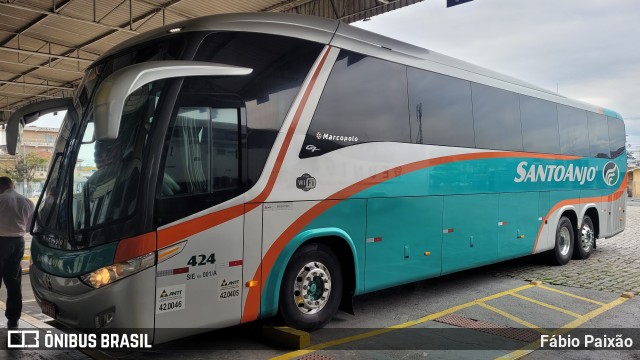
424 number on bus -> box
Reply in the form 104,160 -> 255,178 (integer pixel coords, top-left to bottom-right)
187,253 -> 216,267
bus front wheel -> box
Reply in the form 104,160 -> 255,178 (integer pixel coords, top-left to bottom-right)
549,216 -> 574,266
279,243 -> 342,330
573,215 -> 594,260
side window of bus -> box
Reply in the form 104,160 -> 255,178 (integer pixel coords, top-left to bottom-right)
300,50 -> 410,158
587,112 -> 611,158
520,95 -> 560,154
471,83 -> 523,151
407,67 -> 475,147
557,104 -> 590,157
608,116 -> 625,158
157,93 -> 243,225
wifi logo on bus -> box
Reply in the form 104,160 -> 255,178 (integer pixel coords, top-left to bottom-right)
603,162 -> 619,186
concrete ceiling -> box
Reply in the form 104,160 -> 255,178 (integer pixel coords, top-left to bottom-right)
0,0 -> 422,121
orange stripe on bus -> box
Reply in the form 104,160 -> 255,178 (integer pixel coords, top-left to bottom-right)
531,176 -> 627,254
157,204 -> 246,249
241,151 -> 583,322
114,232 -> 157,263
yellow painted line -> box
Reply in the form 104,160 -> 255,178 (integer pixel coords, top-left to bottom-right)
509,292 -> 582,318
558,296 -> 629,332
496,295 -> 630,360
270,283 -> 535,360
537,284 -> 605,306
476,302 -> 550,335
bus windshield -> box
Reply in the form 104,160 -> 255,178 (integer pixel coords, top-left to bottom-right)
34,36 -> 187,250
72,80 -> 165,231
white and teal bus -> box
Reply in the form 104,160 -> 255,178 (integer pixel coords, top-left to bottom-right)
6,13 -> 626,343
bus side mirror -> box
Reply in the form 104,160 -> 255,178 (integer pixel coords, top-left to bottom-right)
5,98 -> 74,155
93,61 -> 252,140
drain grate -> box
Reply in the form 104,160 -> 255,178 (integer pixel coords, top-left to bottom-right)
435,313 -> 539,343
296,354 -> 335,360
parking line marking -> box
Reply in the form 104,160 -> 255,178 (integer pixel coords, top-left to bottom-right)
476,302 -> 550,335
509,292 -> 581,318
537,285 -> 605,305
496,295 -> 630,360
270,283 -> 535,360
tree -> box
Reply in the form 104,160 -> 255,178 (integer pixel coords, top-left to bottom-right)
0,153 -> 49,182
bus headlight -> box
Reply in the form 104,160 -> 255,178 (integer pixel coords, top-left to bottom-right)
80,252 -> 155,288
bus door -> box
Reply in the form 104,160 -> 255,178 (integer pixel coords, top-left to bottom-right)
497,192 -> 540,260
365,196 -> 443,292
154,88 -> 246,341
442,194 -> 499,274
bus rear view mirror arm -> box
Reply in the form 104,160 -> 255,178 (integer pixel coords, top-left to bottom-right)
5,97 -> 74,155
93,61 -> 253,140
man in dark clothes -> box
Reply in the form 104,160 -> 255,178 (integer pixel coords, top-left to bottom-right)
0,177 -> 34,329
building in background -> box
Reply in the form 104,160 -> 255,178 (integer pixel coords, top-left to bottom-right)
0,126 -> 57,195
628,168 -> 640,197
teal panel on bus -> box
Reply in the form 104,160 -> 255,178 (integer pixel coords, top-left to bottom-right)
497,192 -> 540,260
31,239 -> 118,278
354,156 -> 620,198
365,196 -> 443,292
442,194 -> 499,274
602,108 -> 622,119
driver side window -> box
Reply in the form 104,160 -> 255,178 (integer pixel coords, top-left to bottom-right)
157,91 -> 243,226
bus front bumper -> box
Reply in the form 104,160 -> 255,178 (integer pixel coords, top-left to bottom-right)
30,265 -> 156,330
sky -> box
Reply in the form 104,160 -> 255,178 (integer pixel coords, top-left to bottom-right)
26,0 -> 640,157
354,0 -> 640,156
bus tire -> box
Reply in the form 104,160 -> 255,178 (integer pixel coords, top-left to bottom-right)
279,243 -> 342,330
573,215 -> 594,260
548,216 -> 574,266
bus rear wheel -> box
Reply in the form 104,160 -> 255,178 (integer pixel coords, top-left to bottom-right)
279,243 -> 342,330
548,216 -> 574,266
573,215 -> 594,260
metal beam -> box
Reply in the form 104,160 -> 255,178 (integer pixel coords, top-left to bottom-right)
136,0 -> 193,19
0,30 -> 102,58
0,90 -> 61,99
263,0 -> 315,12
0,46 -> 94,64
0,0 -> 72,49
12,73 -> 78,86
0,2 -> 139,35
0,59 -> 84,75
53,0 -> 76,13
0,80 -> 73,91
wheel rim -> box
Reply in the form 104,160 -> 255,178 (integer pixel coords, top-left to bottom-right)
293,261 -> 332,315
558,226 -> 571,256
580,223 -> 594,252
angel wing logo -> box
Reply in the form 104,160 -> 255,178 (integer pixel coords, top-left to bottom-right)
602,162 -> 619,186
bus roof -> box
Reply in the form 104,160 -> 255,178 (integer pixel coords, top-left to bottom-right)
98,12 -> 623,120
